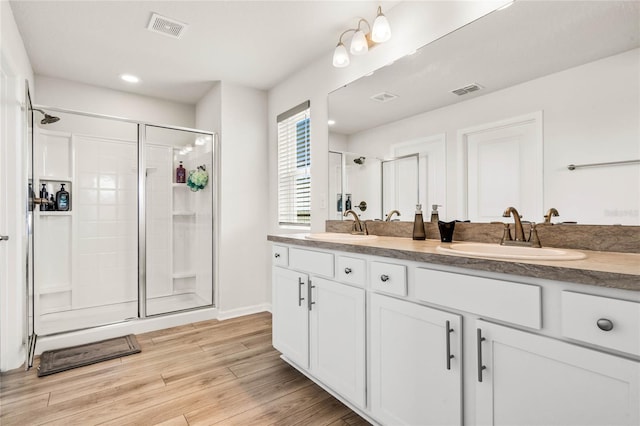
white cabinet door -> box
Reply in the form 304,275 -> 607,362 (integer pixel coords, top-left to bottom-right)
310,277 -> 366,407
272,267 -> 309,369
370,293 -> 462,426
476,319 -> 640,426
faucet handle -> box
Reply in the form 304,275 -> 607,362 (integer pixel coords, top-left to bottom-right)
529,222 -> 541,248
500,223 -> 512,245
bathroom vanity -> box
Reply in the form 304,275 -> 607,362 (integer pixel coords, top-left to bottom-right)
268,233 -> 640,426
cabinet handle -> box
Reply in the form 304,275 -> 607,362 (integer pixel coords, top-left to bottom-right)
344,267 -> 352,274
298,277 -> 305,307
380,274 -> 390,282
477,328 -> 487,382
274,253 -> 280,258
308,280 -> 316,311
597,318 -> 614,331
445,320 -> 454,370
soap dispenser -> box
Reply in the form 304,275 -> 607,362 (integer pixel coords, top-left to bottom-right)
176,161 -> 186,183
56,183 -> 70,211
412,204 -> 426,240
430,204 -> 441,223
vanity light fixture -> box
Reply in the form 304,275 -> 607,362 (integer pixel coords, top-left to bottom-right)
332,6 -> 392,68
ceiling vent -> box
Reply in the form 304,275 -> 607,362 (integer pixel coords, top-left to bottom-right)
451,83 -> 484,96
370,92 -> 399,103
147,13 -> 188,39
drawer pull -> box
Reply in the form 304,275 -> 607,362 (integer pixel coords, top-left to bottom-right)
298,277 -> 305,307
380,274 -> 390,282
597,318 -> 614,331
308,280 -> 316,311
445,320 -> 454,370
274,253 -> 281,258
477,328 -> 486,382
344,267 -> 352,274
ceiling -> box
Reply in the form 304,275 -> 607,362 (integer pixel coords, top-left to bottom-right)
328,0 -> 640,135
9,0 -> 397,104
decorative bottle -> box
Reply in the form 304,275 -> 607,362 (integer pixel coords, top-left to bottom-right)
56,183 -> 70,211
412,204 -> 426,240
176,161 -> 186,183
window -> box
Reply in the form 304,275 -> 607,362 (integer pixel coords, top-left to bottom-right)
277,101 -> 311,227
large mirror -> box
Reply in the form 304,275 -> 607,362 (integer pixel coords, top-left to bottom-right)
328,1 -> 640,225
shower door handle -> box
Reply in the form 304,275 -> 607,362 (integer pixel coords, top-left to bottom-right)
33,198 -> 47,205
0,235 -> 9,241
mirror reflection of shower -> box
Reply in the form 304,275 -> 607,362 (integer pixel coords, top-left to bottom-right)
31,108 -> 60,125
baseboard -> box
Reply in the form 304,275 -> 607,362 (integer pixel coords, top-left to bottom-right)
217,303 -> 272,321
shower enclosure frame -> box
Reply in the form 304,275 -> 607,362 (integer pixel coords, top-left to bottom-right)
29,104 -> 219,336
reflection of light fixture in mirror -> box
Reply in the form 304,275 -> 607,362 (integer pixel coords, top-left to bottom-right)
371,6 -> 391,43
120,74 -> 140,83
328,119 -> 336,126
333,6 -> 391,68
497,1 -> 515,11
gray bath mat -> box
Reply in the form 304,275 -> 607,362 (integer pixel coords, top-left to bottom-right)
37,334 -> 141,377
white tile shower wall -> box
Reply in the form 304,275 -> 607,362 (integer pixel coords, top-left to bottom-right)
73,135 -> 137,310
146,144 -> 173,299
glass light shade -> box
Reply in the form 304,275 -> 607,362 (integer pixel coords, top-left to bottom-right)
333,42 -> 350,68
372,13 -> 391,43
350,29 -> 369,55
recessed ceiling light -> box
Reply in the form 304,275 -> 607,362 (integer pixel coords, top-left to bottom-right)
120,74 -> 140,83
328,120 -> 336,126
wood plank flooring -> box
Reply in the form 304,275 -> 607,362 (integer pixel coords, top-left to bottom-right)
0,312 -> 370,426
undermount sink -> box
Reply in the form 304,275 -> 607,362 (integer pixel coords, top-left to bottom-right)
436,242 -> 586,261
305,232 -> 379,242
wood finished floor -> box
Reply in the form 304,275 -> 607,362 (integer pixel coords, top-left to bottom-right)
0,312 -> 370,426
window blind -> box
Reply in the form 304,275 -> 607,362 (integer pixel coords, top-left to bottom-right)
277,101 -> 311,227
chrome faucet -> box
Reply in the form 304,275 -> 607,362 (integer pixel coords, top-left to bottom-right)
344,209 -> 368,235
384,209 -> 401,222
544,208 -> 559,224
501,206 -> 541,247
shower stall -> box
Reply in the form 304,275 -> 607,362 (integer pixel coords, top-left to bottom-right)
26,103 -> 217,360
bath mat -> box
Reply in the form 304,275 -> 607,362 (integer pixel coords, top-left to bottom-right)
37,334 -> 141,377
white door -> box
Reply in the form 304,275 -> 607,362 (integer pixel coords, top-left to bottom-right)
309,277 -> 365,407
476,319 -> 640,426
370,293 -> 463,426
272,266 -> 309,369
458,112 -> 543,222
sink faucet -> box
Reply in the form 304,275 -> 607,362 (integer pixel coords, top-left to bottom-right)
544,208 -> 559,224
344,209 -> 368,235
384,209 -> 401,222
501,206 -> 541,248
503,206 -> 526,242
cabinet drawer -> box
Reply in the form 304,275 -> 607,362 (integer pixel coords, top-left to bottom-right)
370,261 -> 407,296
414,268 -> 541,329
561,291 -> 640,356
336,256 -> 366,287
272,245 -> 289,267
289,248 -> 334,278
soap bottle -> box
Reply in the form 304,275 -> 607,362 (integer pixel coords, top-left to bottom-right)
56,183 -> 70,211
345,194 -> 352,210
176,161 -> 186,183
430,204 -> 441,223
39,183 -> 48,211
49,194 -> 56,211
412,204 -> 426,240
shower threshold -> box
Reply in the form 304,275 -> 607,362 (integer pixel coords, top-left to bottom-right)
38,293 -> 210,336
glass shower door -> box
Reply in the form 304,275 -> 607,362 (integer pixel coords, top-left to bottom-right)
143,125 -> 214,316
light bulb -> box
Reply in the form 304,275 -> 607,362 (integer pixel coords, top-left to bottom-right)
333,42 -> 350,68
372,10 -> 391,43
350,29 -> 368,55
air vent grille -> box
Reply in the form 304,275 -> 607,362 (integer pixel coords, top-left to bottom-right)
370,92 -> 399,103
147,13 -> 188,39
452,83 -> 484,96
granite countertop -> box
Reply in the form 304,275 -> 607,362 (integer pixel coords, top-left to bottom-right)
267,234 -> 640,291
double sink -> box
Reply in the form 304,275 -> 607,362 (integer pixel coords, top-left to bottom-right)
305,233 -> 585,261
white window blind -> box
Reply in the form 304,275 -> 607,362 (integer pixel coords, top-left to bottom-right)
277,101 -> 311,227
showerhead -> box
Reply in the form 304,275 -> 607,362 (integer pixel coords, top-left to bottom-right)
353,156 -> 366,165
31,108 -> 60,125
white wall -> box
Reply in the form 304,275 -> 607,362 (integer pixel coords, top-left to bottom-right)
35,76 -> 195,128
0,0 -> 35,371
267,1 -> 505,233
196,81 -> 270,318
346,49 -> 640,225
